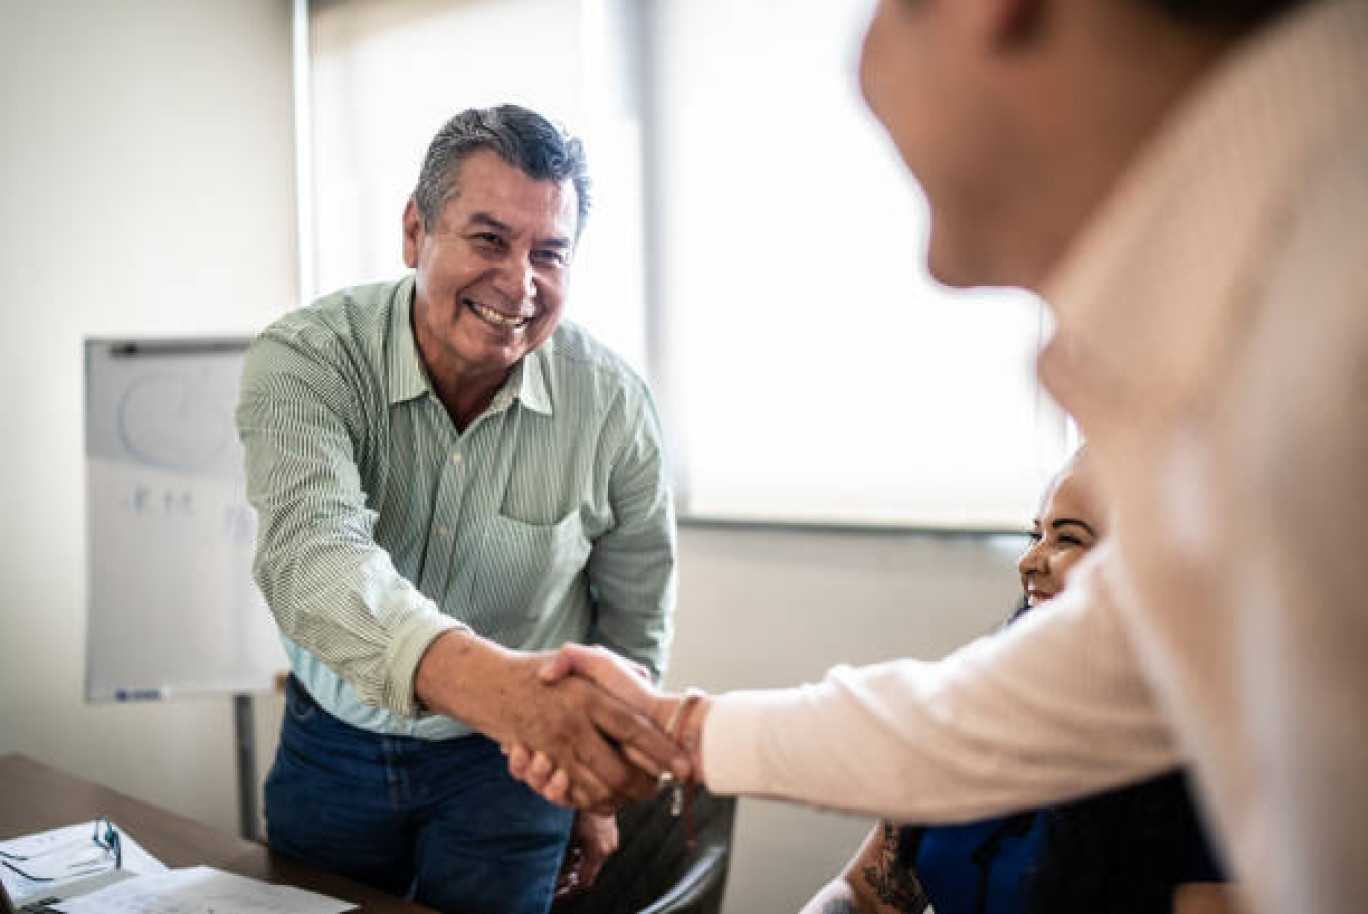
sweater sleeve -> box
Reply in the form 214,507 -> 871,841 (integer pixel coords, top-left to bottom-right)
700,548 -> 1180,822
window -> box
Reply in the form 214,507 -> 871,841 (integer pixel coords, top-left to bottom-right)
648,0 -> 1069,527
300,0 -> 1071,530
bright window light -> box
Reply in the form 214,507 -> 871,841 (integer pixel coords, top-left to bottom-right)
649,0 -> 1070,527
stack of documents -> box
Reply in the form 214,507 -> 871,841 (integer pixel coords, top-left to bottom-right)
0,821 -> 163,903
55,867 -> 355,914
1,823 -> 354,913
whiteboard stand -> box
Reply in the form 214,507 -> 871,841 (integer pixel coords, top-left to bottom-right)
234,693 -> 260,842
84,338 -> 287,846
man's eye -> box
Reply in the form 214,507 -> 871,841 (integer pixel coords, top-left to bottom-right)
535,249 -> 567,267
1027,531 -> 1043,543
1059,535 -> 1084,547
474,232 -> 504,248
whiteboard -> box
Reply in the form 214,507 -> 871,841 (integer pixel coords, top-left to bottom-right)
84,338 -> 286,701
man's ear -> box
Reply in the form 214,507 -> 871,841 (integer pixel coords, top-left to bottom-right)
402,197 -> 423,269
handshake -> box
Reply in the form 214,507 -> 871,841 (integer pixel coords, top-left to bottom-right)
499,644 -> 710,815
413,631 -> 709,816
413,636 -> 713,895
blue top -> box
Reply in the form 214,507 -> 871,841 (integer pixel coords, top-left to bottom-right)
909,774 -> 1226,914
915,813 -> 1044,914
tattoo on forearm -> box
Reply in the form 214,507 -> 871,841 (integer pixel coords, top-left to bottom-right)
821,899 -> 857,914
859,823 -> 929,913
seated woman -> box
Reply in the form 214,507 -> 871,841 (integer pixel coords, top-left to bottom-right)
799,450 -> 1235,914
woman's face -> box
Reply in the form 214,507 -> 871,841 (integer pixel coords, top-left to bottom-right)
1018,457 -> 1107,608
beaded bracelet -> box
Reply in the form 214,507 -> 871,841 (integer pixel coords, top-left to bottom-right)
665,687 -> 708,848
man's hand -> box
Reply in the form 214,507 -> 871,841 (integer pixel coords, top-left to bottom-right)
554,812 -> 619,900
537,644 -> 673,729
414,630 -> 688,812
507,644 -> 712,807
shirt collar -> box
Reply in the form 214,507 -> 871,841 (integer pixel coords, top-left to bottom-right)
1039,0 -> 1366,426
481,342 -> 554,418
386,273 -> 555,417
515,340 -> 554,417
387,274 -> 429,406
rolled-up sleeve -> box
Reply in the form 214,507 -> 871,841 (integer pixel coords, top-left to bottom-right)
236,333 -> 458,718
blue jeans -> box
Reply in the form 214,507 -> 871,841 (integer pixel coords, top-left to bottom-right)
265,676 -> 574,914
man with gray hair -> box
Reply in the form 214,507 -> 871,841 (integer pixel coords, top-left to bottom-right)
237,104 -> 685,913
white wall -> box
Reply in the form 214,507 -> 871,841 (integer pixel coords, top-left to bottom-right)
0,3 -> 1025,912
0,0 -> 297,828
670,527 -> 1021,912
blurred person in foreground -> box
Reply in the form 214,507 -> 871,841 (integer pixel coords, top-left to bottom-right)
510,2 -> 1368,913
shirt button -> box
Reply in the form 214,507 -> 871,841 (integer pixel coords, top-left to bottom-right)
450,451 -> 463,465
437,525 -> 450,536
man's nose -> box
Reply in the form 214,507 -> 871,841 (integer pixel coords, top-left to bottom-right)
1018,542 -> 1043,576
492,255 -> 536,303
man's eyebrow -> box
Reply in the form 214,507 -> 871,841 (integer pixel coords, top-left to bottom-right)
467,212 -> 513,234
1052,517 -> 1096,536
467,212 -> 571,248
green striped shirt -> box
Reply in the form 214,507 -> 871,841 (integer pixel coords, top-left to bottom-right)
236,275 -> 676,738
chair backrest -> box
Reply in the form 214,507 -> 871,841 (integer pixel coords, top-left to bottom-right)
552,787 -> 738,914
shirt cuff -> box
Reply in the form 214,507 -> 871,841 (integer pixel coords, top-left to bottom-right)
382,612 -> 469,719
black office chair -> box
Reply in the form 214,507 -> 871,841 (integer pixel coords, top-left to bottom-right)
551,786 -> 737,914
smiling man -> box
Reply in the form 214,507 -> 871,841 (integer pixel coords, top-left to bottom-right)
235,105 -> 684,914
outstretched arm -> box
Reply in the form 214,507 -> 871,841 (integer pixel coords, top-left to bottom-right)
700,557 -> 1177,822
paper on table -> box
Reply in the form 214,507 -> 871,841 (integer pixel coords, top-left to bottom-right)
0,823 -> 95,861
0,822 -> 166,903
54,866 -> 356,914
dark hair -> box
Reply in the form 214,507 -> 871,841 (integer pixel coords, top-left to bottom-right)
412,104 -> 591,237
1134,0 -> 1307,29
1028,771 -> 1224,914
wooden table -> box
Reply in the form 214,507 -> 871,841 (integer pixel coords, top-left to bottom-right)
0,754 -> 432,913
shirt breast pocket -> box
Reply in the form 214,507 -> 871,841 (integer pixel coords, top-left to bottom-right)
472,510 -> 592,631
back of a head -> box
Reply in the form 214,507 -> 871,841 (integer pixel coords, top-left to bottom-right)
412,104 -> 592,236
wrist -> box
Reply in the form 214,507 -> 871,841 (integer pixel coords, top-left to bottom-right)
681,694 -> 711,774
413,626 -> 508,725
662,688 -> 711,777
